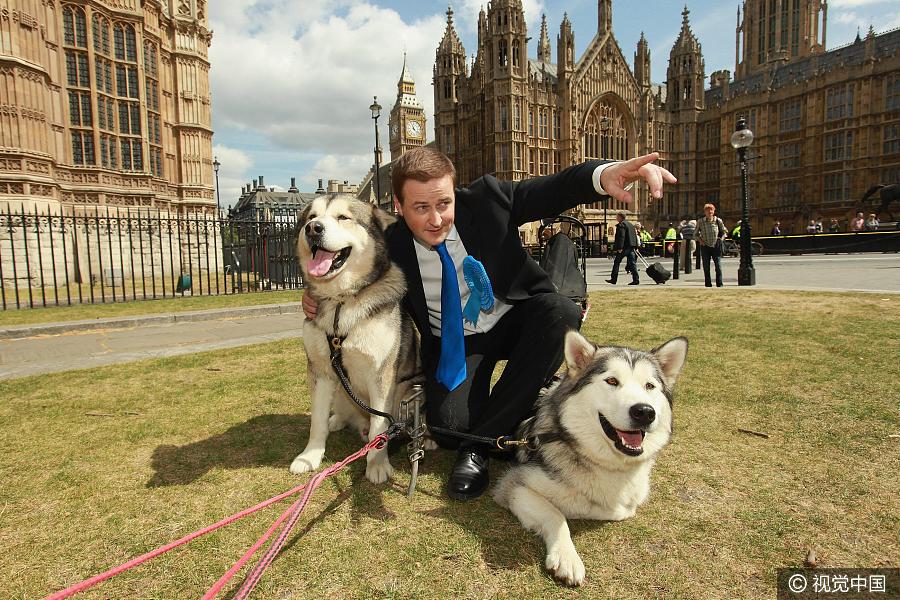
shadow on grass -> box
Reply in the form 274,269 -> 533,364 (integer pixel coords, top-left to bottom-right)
147,413 -> 311,487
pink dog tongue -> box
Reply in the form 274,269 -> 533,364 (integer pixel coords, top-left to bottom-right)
308,249 -> 337,277
617,430 -> 643,448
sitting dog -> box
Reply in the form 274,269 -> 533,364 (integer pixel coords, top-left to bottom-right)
493,330 -> 688,586
290,194 -> 421,484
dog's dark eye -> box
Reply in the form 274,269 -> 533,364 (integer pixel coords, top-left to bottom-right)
605,377 -> 619,386
337,215 -> 350,221
645,382 -> 655,391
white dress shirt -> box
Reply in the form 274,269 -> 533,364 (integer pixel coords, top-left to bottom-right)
414,225 -> 513,336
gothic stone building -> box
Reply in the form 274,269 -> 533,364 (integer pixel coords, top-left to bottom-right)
433,0 -> 900,236
434,1 -> 667,241
0,0 -> 214,296
0,0 -> 214,214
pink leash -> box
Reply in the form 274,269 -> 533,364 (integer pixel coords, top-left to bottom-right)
45,434 -> 388,600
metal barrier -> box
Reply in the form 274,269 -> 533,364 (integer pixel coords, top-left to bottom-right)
0,204 -> 303,310
754,231 -> 900,255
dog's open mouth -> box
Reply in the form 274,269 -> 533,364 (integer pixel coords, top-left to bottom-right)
598,413 -> 645,457
307,245 -> 351,278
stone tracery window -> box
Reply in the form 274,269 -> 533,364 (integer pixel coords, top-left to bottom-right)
63,5 -> 94,166
582,99 -> 630,209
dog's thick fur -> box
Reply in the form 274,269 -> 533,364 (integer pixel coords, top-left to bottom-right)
493,331 -> 688,586
290,194 -> 421,484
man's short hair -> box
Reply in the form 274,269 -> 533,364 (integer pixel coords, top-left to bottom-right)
703,203 -> 715,211
391,147 -> 456,204
616,211 -> 626,219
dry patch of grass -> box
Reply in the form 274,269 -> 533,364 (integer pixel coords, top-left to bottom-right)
0,290 -> 301,328
0,290 -> 897,599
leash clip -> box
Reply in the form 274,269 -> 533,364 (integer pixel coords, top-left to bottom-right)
496,436 -> 540,451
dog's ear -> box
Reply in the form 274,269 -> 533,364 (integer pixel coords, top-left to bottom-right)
651,337 -> 688,388
372,206 -> 397,232
298,203 -> 312,225
564,330 -> 597,373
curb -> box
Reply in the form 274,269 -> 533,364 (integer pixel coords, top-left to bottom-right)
0,302 -> 303,340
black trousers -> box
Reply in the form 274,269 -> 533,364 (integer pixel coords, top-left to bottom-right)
700,244 -> 723,287
609,248 -> 639,284
425,292 -> 582,447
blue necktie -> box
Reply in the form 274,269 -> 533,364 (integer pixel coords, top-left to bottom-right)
435,242 -> 466,390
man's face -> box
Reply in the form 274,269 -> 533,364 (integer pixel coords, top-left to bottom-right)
396,175 -> 456,247
616,214 -> 624,223
704,206 -> 715,218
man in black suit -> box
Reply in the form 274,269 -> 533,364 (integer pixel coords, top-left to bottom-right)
305,147 -> 675,500
606,211 -> 640,285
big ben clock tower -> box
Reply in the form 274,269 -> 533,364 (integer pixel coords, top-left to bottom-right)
389,54 -> 427,162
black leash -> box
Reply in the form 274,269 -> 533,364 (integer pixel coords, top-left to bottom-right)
427,425 -> 539,451
328,304 -> 397,428
326,303 -> 548,453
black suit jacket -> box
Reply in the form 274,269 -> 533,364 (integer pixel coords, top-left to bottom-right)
613,219 -> 638,251
386,160 -> 611,366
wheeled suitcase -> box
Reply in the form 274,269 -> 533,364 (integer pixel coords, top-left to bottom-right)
636,250 -> 671,284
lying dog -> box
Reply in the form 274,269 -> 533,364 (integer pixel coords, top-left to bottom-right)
290,194 -> 421,484
493,330 -> 688,586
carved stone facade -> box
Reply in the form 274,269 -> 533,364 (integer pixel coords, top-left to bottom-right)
0,0 -> 214,215
434,1 -> 670,239
658,0 -> 900,234
434,1 -> 900,235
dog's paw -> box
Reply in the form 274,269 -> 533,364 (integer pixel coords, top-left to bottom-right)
546,544 -> 585,587
423,437 -> 438,451
328,415 -> 347,432
289,451 -> 323,475
365,458 -> 394,484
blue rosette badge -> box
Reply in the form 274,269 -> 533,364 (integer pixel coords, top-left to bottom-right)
462,256 -> 494,325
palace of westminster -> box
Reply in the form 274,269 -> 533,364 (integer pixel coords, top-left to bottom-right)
1,0 -> 899,236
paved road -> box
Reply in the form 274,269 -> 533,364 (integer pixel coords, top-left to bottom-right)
0,313 -> 303,380
585,252 -> 900,293
1,253 -> 897,380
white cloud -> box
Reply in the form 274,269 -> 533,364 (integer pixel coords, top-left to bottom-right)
305,153 -> 375,189
212,144 -> 253,204
209,2 -> 445,187
830,0 -> 893,7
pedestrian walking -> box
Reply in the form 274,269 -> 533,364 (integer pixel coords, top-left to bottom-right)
606,212 -> 640,286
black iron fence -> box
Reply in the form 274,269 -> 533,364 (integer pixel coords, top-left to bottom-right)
0,204 -> 303,310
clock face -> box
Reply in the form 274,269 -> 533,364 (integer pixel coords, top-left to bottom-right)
406,120 -> 422,138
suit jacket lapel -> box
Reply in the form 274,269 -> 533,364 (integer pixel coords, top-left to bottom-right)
454,199 -> 482,260
387,219 -> 429,336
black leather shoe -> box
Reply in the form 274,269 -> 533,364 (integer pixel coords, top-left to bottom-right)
605,279 -> 616,285
447,448 -> 490,501
628,281 -> 639,285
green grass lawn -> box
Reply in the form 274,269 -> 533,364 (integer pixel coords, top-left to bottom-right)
0,290 -> 897,599
0,290 -> 302,328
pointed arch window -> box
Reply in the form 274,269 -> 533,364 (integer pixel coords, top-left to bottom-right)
512,41 -> 520,68
498,40 -> 508,68
582,101 -> 629,208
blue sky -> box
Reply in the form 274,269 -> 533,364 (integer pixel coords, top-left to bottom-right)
208,0 -> 900,205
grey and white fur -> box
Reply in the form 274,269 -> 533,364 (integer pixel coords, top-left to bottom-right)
493,330 -> 688,586
290,194 -> 422,484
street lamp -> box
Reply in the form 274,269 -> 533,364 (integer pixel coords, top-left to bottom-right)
212,156 -> 221,217
369,96 -> 382,208
730,116 -> 755,286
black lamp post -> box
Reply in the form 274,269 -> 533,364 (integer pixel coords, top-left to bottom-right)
369,96 -> 382,208
731,116 -> 755,286
212,156 -> 221,217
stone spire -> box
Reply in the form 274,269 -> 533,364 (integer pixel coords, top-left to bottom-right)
537,14 -> 551,62
397,52 -> 422,108
667,4 -> 705,111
